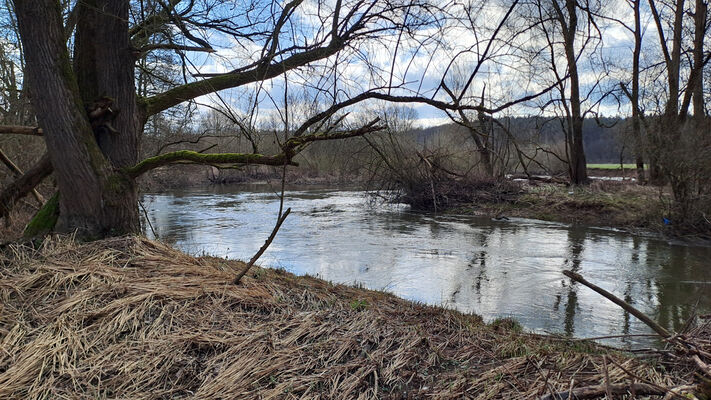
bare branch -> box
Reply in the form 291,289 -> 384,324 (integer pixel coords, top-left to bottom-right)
0,153 -> 53,220
125,151 -> 294,178
0,125 -> 43,136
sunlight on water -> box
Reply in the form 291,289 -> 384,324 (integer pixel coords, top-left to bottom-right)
141,184 -> 711,348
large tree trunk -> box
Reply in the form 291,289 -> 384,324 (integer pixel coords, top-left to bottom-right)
14,0 -> 140,237
73,0 -> 141,232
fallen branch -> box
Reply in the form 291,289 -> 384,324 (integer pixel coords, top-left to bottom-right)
692,355 -> 711,378
0,153 -> 53,219
0,147 -> 45,205
539,383 -> 665,400
0,125 -> 43,136
233,208 -> 291,284
563,270 -> 671,338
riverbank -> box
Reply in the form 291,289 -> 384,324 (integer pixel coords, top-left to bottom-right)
459,180 -> 666,234
138,164 -> 363,192
0,236 -> 707,398
138,164 -> 677,237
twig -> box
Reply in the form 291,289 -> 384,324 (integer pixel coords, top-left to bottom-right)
139,200 -> 158,239
606,357 -> 687,400
602,356 -> 612,399
692,355 -> 711,378
563,270 -> 671,338
233,208 -> 291,284
539,383 -> 665,400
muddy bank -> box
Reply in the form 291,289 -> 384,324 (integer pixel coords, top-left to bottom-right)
0,236 -> 707,399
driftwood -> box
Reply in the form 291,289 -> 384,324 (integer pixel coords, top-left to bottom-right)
233,208 -> 291,284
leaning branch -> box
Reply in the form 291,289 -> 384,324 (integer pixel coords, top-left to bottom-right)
0,125 -> 44,136
233,208 -> 291,284
124,151 -> 295,178
0,148 -> 45,205
563,270 -> 671,338
142,38 -> 346,117
0,153 -> 53,219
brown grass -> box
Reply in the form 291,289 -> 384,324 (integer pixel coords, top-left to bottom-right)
463,180 -> 665,231
0,236 -> 697,399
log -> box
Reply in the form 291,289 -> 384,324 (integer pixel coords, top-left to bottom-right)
0,125 -> 43,136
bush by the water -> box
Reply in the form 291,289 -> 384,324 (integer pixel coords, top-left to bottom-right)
396,175 -> 522,211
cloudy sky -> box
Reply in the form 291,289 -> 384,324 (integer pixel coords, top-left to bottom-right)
168,0 -> 673,129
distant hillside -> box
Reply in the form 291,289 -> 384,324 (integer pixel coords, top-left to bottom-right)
408,116 -> 629,164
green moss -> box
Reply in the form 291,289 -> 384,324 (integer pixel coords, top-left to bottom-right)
126,150 -> 290,178
23,192 -> 60,238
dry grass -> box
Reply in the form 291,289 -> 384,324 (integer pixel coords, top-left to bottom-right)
0,236 -> 696,399
464,180 -> 665,231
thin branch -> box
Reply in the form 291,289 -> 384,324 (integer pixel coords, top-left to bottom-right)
125,150 -> 295,178
233,208 -> 291,284
0,125 -> 43,136
563,270 -> 671,338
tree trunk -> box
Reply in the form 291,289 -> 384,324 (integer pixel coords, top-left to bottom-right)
691,0 -> 707,123
561,0 -> 588,185
631,0 -> 646,183
467,128 -> 494,177
14,0 -> 139,237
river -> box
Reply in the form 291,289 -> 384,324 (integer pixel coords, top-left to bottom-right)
140,184 -> 711,348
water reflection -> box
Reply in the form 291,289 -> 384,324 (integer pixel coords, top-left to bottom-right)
141,185 -> 711,348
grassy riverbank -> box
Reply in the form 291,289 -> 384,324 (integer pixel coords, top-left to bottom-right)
460,181 -> 667,233
0,236 -> 706,399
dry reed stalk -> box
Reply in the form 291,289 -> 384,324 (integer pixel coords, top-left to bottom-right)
0,236 -> 698,399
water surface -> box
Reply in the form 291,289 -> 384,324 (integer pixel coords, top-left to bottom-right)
141,184 -> 711,348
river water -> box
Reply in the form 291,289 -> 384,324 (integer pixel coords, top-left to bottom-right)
141,184 -> 711,348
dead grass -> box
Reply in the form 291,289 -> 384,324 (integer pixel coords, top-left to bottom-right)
0,236 -> 697,399
466,181 -> 665,231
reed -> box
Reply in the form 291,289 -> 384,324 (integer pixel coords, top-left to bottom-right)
0,236 -> 704,399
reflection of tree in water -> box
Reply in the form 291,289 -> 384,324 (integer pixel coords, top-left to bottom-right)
623,283 -> 633,335
470,251 -> 489,302
466,226 -> 494,304
561,228 -> 586,336
654,245 -> 709,333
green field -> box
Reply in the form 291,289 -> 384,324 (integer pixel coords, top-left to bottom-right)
587,163 -> 645,170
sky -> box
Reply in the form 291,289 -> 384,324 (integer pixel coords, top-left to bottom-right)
147,0 -> 686,129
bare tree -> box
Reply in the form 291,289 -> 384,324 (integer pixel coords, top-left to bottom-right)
523,0 -> 609,184
1,0 -> 442,237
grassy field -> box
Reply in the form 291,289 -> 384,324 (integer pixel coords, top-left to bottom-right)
587,163 -> 645,169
